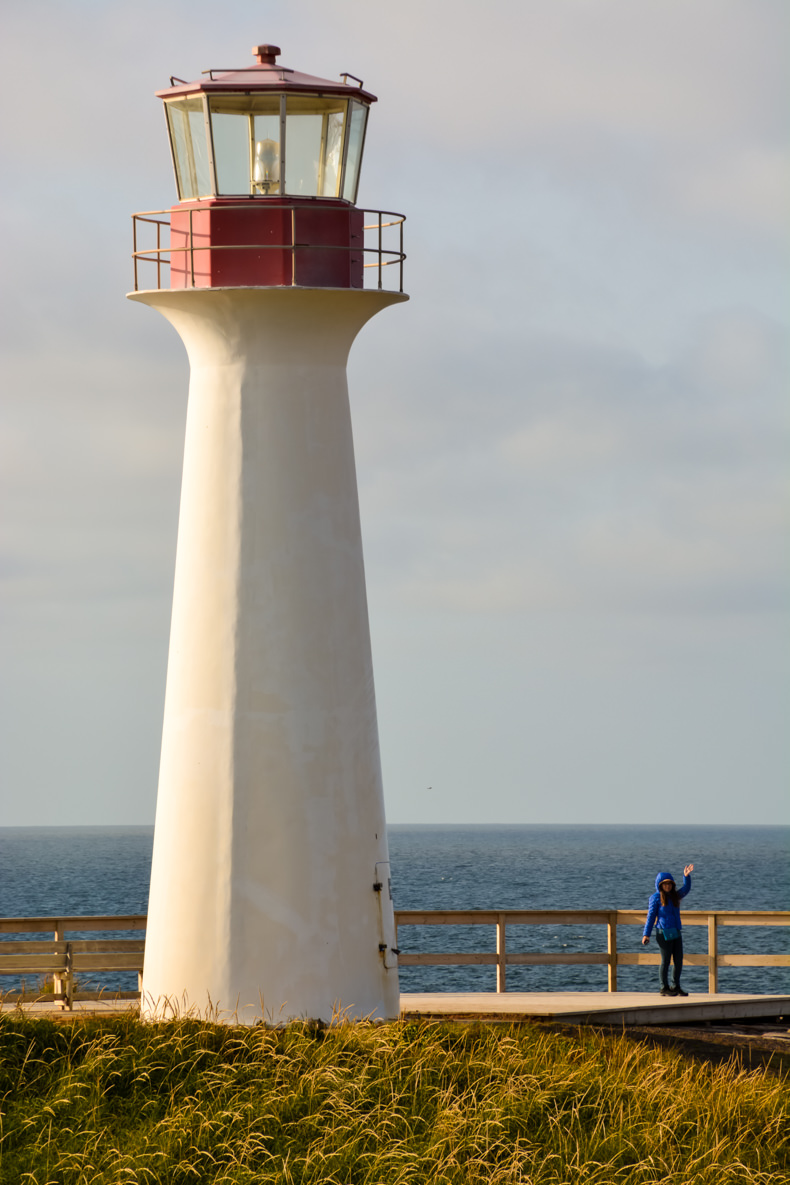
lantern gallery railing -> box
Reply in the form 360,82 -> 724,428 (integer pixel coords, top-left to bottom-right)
131,205 -> 406,293
1,910 -> 788,1009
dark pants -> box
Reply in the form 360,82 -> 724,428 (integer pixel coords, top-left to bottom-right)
655,931 -> 683,990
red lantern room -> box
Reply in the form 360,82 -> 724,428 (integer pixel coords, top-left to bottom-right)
144,44 -> 391,290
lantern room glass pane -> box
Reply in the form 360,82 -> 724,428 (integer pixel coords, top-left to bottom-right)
210,111 -> 249,194
165,98 -> 212,200
208,94 -> 282,195
342,102 -> 368,203
285,96 -> 347,197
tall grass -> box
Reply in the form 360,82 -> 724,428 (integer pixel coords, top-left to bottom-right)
0,1012 -> 787,1184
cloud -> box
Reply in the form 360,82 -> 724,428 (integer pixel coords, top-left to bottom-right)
0,1 -> 786,823
671,146 -> 790,236
354,309 -> 788,614
343,0 -> 790,243
1,345 -> 185,607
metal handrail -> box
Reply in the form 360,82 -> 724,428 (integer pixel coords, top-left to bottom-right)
131,204 -> 406,294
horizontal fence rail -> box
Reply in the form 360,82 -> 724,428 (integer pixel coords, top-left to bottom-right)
131,205 -> 406,293
1,910 -> 788,1009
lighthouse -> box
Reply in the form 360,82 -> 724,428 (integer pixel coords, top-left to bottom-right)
129,43 -> 406,1023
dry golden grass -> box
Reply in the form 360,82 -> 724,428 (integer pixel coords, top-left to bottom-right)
0,1012 -> 787,1183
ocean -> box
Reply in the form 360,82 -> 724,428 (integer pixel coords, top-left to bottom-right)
1,824 -> 788,996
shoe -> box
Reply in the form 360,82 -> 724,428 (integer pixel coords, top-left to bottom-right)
671,987 -> 689,997
659,988 -> 672,996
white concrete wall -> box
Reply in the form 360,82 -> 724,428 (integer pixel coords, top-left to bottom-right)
127,287 -> 407,1023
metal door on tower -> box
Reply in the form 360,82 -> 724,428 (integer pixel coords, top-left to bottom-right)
375,861 -> 398,969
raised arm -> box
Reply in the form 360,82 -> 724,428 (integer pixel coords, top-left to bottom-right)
678,863 -> 694,899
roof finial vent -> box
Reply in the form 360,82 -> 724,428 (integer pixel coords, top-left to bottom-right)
253,44 -> 281,66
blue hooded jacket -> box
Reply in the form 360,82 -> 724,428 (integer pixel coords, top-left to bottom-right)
643,870 -> 691,938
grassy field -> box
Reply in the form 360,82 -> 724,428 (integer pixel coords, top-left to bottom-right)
0,1012 -> 787,1184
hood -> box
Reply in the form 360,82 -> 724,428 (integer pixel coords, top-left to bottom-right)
655,871 -> 675,892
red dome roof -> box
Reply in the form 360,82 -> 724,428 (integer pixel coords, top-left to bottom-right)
156,43 -> 376,104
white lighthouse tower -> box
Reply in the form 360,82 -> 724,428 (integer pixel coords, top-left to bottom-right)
129,43 -> 406,1023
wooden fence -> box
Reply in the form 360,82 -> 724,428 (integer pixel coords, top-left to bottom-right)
395,910 -> 790,994
0,916 -> 146,1009
0,910 -> 787,1008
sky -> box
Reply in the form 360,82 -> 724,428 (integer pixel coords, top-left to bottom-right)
1,0 -> 788,826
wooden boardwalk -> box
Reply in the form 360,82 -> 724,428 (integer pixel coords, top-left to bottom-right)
401,991 -> 790,1027
2,991 -> 788,1027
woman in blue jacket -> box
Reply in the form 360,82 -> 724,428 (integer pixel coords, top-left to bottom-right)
642,865 -> 694,996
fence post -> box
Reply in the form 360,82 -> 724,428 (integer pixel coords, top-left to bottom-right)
132,217 -> 138,292
607,912 -> 618,993
399,217 -> 404,293
496,913 -> 507,993
377,213 -> 383,290
189,207 -> 195,287
52,920 -> 64,1008
708,913 -> 718,994
65,942 -> 74,1011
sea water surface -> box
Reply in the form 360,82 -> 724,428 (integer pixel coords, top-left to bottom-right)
1,825 -> 787,996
